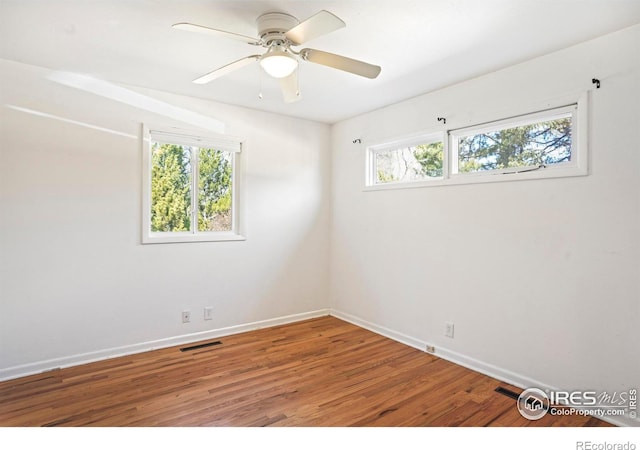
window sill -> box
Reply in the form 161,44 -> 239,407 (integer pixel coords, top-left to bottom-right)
142,232 -> 246,245
364,164 -> 587,192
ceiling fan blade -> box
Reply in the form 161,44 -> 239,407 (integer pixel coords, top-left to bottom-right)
301,49 -> 381,79
279,71 -> 301,103
285,10 -> 345,45
172,23 -> 261,46
193,55 -> 260,84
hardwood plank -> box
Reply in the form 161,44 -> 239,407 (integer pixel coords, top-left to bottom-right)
0,316 -> 613,427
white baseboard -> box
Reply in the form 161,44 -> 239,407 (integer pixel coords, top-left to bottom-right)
329,308 -> 639,428
330,309 -> 427,351
0,308 -> 330,382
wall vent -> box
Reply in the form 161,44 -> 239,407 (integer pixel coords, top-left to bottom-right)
180,341 -> 222,352
494,386 -> 519,400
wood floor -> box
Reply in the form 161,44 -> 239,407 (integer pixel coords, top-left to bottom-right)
0,316 -> 611,427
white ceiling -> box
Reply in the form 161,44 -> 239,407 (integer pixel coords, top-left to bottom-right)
1,0 -> 640,124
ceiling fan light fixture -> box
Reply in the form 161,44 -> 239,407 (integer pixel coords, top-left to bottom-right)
259,47 -> 298,78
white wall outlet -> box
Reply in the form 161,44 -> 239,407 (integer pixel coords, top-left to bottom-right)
182,310 -> 191,323
204,306 -> 213,321
445,322 -> 454,338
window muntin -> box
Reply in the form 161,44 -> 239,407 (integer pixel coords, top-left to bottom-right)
142,126 -> 243,244
451,106 -> 575,176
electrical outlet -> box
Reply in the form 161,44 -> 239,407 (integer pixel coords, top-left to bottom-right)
445,322 -> 454,338
204,307 -> 213,321
182,310 -> 191,323
426,345 -> 436,354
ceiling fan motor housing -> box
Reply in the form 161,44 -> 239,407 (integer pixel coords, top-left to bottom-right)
256,12 -> 299,44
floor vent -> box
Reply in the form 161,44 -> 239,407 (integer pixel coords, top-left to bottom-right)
180,341 -> 222,352
495,386 -> 520,400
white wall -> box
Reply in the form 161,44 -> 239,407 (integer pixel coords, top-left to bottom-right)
330,25 -> 640,425
0,59 -> 331,377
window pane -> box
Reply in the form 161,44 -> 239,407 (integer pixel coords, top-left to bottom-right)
375,141 -> 443,184
150,142 -> 192,232
456,115 -> 572,173
198,148 -> 233,232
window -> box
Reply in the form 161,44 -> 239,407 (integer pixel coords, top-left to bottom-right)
365,100 -> 587,190
142,126 -> 244,244
451,105 -> 575,176
369,133 -> 444,185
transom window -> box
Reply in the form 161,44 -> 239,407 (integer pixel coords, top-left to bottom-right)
369,133 -> 444,185
366,102 -> 586,189
451,106 -> 575,176
142,126 -> 244,244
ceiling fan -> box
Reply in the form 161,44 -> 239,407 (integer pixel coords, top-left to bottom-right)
173,10 -> 382,103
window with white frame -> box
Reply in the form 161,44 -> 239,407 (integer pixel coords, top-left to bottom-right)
368,133 -> 444,186
365,101 -> 587,189
142,126 -> 244,244
451,105 -> 575,177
